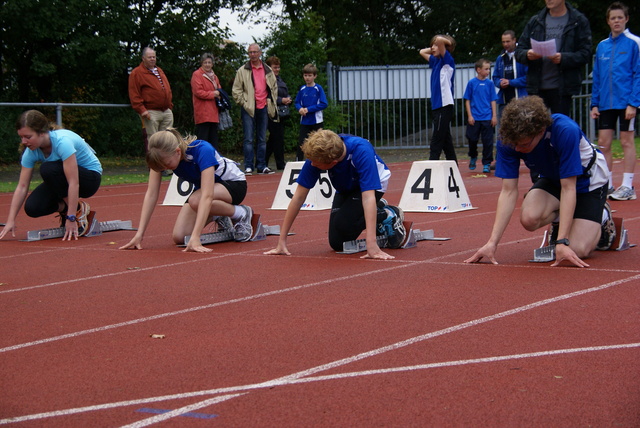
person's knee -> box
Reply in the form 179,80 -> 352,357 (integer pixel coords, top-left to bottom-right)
519,211 -> 541,231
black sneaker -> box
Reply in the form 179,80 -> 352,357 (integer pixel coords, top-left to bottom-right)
596,202 -> 616,250
378,205 -> 406,249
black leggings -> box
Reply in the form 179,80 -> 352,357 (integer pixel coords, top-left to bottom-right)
328,190 -> 387,251
24,161 -> 101,218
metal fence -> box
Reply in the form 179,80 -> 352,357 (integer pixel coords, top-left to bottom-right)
326,62 -> 596,150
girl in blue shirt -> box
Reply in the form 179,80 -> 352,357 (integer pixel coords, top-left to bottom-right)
0,110 -> 101,241
120,128 -> 251,252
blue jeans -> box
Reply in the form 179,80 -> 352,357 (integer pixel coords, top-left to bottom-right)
241,107 -> 268,171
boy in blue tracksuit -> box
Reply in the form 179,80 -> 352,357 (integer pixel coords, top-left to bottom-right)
590,2 -> 640,201
295,63 -> 328,161
464,58 -> 498,173
420,34 -> 457,163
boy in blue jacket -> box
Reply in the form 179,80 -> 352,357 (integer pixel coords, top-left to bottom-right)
295,64 -> 328,161
591,2 -> 640,201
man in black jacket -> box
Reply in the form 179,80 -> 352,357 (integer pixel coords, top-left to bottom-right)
515,0 -> 592,116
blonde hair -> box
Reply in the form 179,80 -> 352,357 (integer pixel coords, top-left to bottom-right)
301,130 -> 344,164
499,96 -> 552,147
146,128 -> 196,171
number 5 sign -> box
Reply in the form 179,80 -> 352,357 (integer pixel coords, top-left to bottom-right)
399,161 -> 475,213
271,161 -> 335,210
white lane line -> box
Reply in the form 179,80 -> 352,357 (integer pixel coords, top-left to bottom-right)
2,341 -> 637,425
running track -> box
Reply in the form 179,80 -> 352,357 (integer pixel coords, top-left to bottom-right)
1,159 -> 638,426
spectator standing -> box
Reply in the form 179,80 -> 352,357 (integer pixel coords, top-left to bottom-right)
232,43 -> 278,175
591,2 -> 640,201
419,35 -> 458,163
492,30 -> 528,120
294,63 -> 329,161
464,59 -> 498,173
128,47 -> 174,142
191,52 -> 222,152
265,56 -> 292,170
515,0 -> 592,116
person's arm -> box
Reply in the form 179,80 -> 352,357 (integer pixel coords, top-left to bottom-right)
62,154 -> 81,241
306,86 -> 328,112
184,167 -> 215,253
465,99 -> 474,126
119,170 -> 163,250
360,190 -> 394,260
515,22 -> 535,64
128,70 -> 149,118
0,167 -> 33,240
464,178 -> 519,264
551,176 -> 589,268
263,184 -> 310,256
490,100 -> 497,127
419,47 -> 433,62
231,69 -> 246,107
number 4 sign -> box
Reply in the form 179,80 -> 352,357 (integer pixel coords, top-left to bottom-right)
271,161 -> 335,210
399,161 -> 475,212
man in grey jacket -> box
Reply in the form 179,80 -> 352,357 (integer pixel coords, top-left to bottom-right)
232,43 -> 278,175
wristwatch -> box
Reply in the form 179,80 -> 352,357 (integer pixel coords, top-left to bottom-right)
66,215 -> 77,222
552,238 -> 570,246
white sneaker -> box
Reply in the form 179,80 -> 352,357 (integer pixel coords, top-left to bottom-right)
233,205 -> 253,242
609,185 -> 636,201
244,167 -> 253,176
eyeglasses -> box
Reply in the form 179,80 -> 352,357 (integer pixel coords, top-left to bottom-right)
248,51 -> 261,55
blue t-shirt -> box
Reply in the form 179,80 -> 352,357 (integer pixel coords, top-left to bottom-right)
429,51 -> 455,110
172,140 -> 245,190
297,134 -> 391,194
463,77 -> 498,121
496,114 -> 609,193
21,129 -> 102,174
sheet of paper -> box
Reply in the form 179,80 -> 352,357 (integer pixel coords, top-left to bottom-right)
531,39 -> 557,57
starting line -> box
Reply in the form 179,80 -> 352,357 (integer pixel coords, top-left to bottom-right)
182,214 -> 281,246
530,217 -> 635,263
338,221 -> 450,254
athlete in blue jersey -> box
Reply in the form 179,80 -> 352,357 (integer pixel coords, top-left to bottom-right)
420,34 -> 457,163
1,110 -> 102,241
465,96 -> 615,268
264,130 -> 406,259
121,128 -> 252,252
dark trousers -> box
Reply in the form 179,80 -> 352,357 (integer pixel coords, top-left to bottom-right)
297,123 -> 323,161
429,105 -> 457,163
195,122 -> 219,152
466,120 -> 495,165
24,161 -> 101,218
538,89 -> 572,116
267,118 -> 286,170
328,190 -> 386,251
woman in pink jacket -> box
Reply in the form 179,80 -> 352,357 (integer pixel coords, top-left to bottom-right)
191,53 -> 222,151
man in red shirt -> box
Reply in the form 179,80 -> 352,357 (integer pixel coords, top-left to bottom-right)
232,43 -> 278,175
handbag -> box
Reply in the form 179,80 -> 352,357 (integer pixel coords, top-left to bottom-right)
277,104 -> 290,118
218,109 -> 233,131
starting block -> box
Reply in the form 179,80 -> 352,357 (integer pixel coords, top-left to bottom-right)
530,217 -> 634,263
183,213 -> 280,246
24,212 -> 136,242
338,221 -> 451,254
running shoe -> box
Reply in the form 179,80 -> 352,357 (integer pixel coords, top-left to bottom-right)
260,167 -> 275,174
596,202 -> 616,251
233,205 -> 253,242
609,185 -> 636,201
244,167 -> 253,176
75,200 -> 91,237
215,216 -> 233,232
483,164 -> 490,173
378,205 -> 406,249
469,157 -> 477,170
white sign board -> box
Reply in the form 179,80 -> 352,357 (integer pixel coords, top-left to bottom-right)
162,174 -> 194,206
399,161 -> 475,213
271,161 -> 335,210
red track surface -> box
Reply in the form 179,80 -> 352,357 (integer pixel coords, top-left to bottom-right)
1,159 -> 639,427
